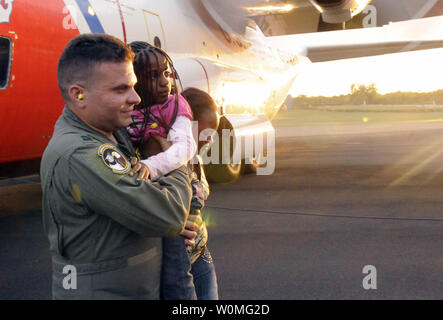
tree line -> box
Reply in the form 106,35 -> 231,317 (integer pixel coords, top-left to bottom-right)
290,84 -> 443,106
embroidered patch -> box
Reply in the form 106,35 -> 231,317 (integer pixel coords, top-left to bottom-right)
98,144 -> 130,174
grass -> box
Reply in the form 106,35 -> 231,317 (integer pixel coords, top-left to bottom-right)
271,105 -> 443,128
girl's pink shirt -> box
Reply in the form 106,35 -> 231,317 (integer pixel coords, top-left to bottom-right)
127,94 -> 197,181
128,94 -> 193,141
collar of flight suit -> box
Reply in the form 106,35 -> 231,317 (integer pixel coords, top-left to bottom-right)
61,105 -> 136,158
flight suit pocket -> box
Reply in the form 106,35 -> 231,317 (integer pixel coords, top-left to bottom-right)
90,247 -> 161,300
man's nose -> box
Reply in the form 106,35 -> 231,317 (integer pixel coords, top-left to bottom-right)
129,87 -> 141,105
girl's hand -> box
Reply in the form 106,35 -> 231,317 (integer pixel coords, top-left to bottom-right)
129,157 -> 150,181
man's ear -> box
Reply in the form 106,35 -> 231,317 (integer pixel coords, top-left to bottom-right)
68,85 -> 86,108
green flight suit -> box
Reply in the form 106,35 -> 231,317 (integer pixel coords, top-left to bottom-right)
40,106 -> 193,300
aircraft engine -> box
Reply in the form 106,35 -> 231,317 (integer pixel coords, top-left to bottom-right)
308,0 -> 372,23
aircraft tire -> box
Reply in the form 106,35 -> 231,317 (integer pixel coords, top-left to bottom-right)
202,115 -> 245,183
203,162 -> 243,183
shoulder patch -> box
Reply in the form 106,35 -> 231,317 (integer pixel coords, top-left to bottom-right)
98,144 -> 130,174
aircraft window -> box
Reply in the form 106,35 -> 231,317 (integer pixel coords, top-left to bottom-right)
0,37 -> 12,89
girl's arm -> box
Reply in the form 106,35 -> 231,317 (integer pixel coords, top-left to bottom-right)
140,116 -> 197,181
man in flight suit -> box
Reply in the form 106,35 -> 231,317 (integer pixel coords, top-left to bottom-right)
40,34 -> 194,299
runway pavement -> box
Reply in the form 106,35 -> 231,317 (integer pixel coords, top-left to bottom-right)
1,122 -> 442,299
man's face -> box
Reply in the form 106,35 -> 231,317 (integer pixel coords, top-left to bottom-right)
148,52 -> 172,105
82,61 -> 141,132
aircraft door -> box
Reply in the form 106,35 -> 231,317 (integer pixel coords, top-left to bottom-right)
0,36 -> 12,90
142,9 -> 167,50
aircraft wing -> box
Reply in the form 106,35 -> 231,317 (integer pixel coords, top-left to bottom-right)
302,40 -> 443,63
266,15 -> 443,62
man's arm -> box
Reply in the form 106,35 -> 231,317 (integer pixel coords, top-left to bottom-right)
60,146 -> 193,237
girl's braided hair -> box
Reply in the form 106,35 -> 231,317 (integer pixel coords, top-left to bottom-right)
129,41 -> 182,148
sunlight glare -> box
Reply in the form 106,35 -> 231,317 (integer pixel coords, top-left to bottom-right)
290,48 -> 443,97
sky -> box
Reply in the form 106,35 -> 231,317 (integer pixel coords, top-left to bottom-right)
286,7 -> 443,98
290,47 -> 443,97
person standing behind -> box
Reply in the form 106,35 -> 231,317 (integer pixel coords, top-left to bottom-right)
162,87 -> 220,300
143,88 -> 220,300
40,34 -> 193,300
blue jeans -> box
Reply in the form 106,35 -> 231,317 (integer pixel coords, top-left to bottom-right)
161,237 -> 218,300
191,247 -> 219,300
161,236 -> 196,300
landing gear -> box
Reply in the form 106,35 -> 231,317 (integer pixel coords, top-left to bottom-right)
203,116 -> 243,183
202,115 -> 270,183
204,152 -> 266,182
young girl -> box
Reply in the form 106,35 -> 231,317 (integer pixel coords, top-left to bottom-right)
126,42 -> 196,180
127,42 -> 219,300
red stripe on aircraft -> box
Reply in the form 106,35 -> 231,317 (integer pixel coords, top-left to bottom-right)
192,58 -> 210,93
115,0 -> 127,43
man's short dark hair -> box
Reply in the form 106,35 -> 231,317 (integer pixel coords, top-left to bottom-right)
57,33 -> 134,101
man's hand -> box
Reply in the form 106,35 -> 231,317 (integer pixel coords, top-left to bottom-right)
152,135 -> 172,152
129,157 -> 150,181
180,212 -> 203,246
